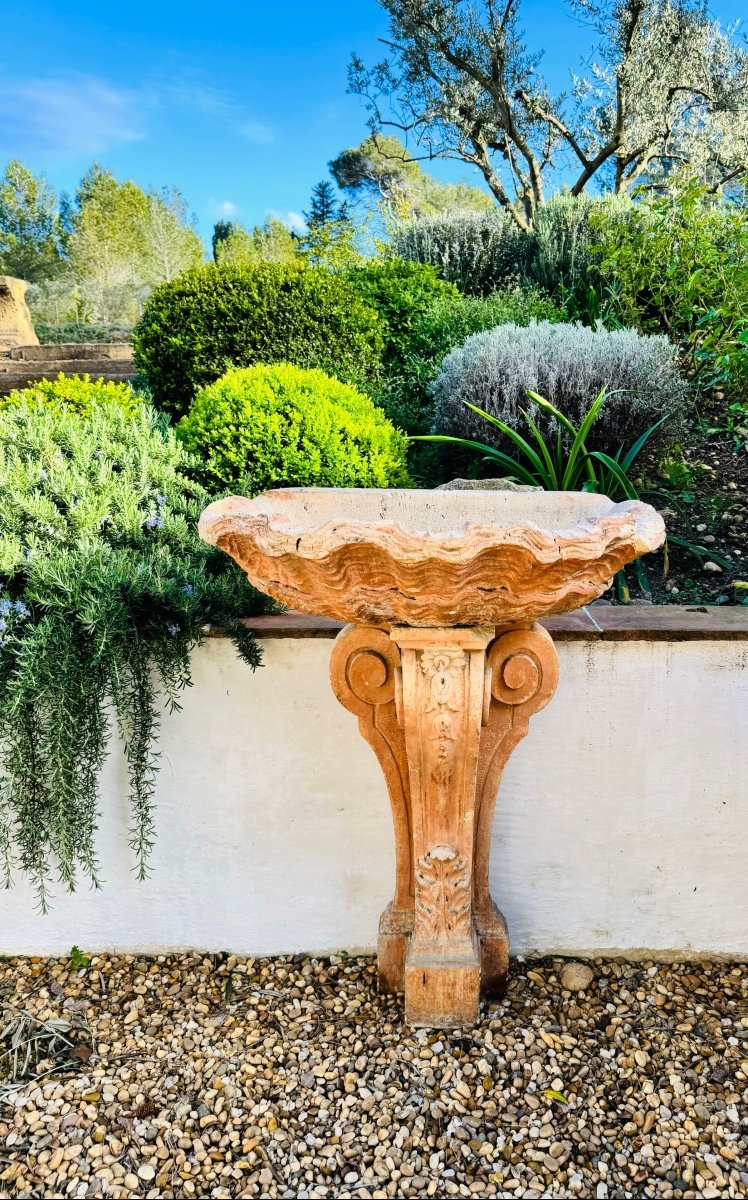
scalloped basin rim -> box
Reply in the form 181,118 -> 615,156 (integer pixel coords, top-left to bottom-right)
199,487 -> 664,554
199,487 -> 666,628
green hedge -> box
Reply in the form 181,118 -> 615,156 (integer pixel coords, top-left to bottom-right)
374,287 -> 567,437
132,262 -> 384,418
177,363 -> 411,493
345,259 -> 459,370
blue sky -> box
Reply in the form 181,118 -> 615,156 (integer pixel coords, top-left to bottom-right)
1,0 -> 744,243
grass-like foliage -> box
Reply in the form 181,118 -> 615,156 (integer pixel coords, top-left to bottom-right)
0,399 -> 270,906
416,388 -> 663,495
416,389 -> 726,598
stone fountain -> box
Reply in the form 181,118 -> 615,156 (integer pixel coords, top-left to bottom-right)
200,487 -> 664,1027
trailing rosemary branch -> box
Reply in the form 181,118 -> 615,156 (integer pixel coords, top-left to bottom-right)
0,398 -> 269,907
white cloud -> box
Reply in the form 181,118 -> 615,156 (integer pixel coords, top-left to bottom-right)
162,78 -> 232,119
268,210 -> 306,233
0,68 -> 277,163
0,73 -> 145,156
238,119 -> 275,145
210,199 -> 240,218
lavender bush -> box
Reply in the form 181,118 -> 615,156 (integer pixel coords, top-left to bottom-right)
431,320 -> 689,452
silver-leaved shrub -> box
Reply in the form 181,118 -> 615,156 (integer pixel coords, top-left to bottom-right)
391,209 -> 531,296
431,320 -> 689,451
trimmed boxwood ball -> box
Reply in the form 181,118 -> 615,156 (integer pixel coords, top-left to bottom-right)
177,363 -> 411,493
132,261 -> 385,419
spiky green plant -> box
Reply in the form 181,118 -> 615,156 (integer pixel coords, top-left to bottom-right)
416,390 -> 729,597
0,398 -> 271,907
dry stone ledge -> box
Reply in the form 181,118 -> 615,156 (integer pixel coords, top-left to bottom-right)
0,341 -> 135,394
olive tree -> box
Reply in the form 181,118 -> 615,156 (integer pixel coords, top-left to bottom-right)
350,0 -> 748,230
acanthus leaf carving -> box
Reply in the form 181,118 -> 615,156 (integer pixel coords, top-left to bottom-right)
414,844 -> 472,943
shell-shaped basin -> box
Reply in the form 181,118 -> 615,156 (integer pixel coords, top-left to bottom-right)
199,487 -> 666,628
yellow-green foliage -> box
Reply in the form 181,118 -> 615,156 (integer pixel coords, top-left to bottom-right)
2,373 -> 139,418
178,363 -> 411,493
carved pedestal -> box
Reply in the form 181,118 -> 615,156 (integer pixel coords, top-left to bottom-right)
331,621 -> 558,1028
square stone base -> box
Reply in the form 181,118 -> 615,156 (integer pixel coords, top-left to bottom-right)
404,949 -> 481,1027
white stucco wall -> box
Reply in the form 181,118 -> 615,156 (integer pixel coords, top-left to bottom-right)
2,633 -> 747,959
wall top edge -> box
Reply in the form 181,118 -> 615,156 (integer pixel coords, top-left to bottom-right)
204,605 -> 748,643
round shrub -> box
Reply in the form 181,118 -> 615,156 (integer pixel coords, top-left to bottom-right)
177,363 -> 410,493
391,208 -> 532,296
431,320 -> 689,452
132,262 -> 385,419
345,259 -> 459,370
1,373 -> 139,418
528,193 -> 636,298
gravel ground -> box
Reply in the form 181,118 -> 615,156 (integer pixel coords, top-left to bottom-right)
1,953 -> 747,1199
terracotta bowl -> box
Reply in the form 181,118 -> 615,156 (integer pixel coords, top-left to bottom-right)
199,487 -> 666,628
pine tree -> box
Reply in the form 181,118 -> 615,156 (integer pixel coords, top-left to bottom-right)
304,180 -> 341,229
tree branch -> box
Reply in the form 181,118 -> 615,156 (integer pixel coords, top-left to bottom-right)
515,89 -> 591,167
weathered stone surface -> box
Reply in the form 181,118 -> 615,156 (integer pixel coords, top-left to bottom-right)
0,276 -> 38,347
437,476 -> 542,492
199,487 -> 666,628
202,485 -> 665,1027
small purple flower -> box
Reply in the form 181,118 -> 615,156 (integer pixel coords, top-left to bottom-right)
0,600 -> 11,616
181,583 -> 194,596
156,494 -> 166,507
144,515 -> 164,530
13,601 -> 29,617
167,623 -> 180,637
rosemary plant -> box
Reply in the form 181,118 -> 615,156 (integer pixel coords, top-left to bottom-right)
0,399 -> 270,906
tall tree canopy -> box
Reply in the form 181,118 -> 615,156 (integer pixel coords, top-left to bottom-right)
349,0 -> 748,229
0,161 -> 65,282
330,134 -> 493,216
212,217 -> 298,267
66,167 -> 204,322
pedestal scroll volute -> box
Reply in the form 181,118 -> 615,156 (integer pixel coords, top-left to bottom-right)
331,621 -> 559,1027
